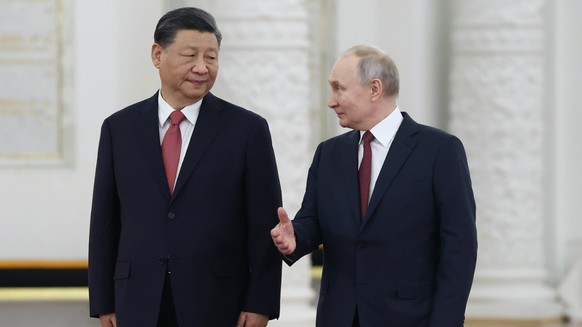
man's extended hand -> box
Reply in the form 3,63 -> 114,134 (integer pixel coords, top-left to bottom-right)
270,207 -> 296,255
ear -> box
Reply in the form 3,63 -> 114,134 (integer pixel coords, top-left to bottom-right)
151,43 -> 163,69
369,79 -> 383,101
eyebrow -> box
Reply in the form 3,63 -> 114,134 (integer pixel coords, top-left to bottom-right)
329,80 -> 343,89
182,45 -> 218,52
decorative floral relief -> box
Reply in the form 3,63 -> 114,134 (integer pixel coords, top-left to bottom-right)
449,1 -> 547,266
208,0 -> 312,212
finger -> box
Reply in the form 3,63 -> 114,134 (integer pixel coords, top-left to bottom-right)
274,238 -> 291,252
277,207 -> 290,224
237,311 -> 247,327
270,227 -> 280,238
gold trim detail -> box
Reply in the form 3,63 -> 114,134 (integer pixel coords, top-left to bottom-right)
0,260 -> 87,269
0,287 -> 88,301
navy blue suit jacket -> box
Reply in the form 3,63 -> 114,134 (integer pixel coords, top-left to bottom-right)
89,92 -> 282,327
290,113 -> 477,326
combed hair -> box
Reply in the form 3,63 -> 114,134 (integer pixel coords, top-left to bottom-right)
344,45 -> 399,97
154,7 -> 222,49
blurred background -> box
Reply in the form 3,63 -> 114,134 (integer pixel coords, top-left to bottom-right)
0,0 -> 581,326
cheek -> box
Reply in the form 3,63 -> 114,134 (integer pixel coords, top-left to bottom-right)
338,95 -> 355,108
159,67 -> 175,83
208,65 -> 219,78
163,63 -> 186,79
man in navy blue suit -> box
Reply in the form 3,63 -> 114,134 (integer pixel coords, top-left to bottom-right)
89,7 -> 282,327
271,45 -> 477,326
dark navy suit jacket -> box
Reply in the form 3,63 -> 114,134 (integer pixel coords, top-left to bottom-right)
289,113 -> 477,326
89,92 -> 282,327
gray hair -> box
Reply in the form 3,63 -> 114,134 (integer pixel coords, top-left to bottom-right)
343,45 -> 399,97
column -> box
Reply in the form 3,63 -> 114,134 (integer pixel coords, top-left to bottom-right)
448,0 -> 563,322
191,0 -> 317,325
554,0 -> 582,322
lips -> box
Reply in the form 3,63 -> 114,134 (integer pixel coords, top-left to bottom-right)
187,79 -> 206,87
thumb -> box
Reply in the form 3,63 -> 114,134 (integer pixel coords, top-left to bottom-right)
277,207 -> 290,224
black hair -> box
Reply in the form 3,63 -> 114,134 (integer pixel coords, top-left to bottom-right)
154,7 -> 222,49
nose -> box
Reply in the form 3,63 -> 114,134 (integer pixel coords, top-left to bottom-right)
327,96 -> 337,109
191,57 -> 209,74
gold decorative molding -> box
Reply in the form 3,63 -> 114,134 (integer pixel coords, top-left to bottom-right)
0,287 -> 88,301
465,317 -> 567,327
0,260 -> 87,269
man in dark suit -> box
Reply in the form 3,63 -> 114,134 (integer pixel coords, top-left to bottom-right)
89,7 -> 282,327
271,45 -> 477,326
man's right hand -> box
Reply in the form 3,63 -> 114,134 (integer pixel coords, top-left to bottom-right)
99,313 -> 116,327
270,207 -> 296,255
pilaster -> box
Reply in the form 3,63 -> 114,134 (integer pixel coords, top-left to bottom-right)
196,1 -> 317,325
448,0 -> 563,321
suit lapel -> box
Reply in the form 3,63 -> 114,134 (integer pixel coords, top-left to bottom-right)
172,93 -> 225,199
135,92 -> 171,199
362,113 -> 420,226
333,131 -> 361,225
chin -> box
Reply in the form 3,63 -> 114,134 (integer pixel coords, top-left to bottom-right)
338,120 -> 350,129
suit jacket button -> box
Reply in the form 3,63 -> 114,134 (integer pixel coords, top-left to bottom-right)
167,212 -> 176,220
357,242 -> 363,250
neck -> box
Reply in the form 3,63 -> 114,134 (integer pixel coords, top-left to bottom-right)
160,89 -> 203,110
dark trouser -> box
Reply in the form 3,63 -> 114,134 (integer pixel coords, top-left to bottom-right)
157,273 -> 179,327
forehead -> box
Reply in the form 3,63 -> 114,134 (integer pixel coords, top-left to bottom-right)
172,29 -> 219,50
328,54 -> 359,83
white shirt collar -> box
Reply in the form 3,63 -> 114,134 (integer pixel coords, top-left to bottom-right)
359,106 -> 403,147
157,91 -> 202,127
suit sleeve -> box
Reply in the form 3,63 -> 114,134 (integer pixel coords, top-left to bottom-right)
242,118 -> 283,319
429,135 -> 478,326
287,143 -> 325,265
88,119 -> 121,318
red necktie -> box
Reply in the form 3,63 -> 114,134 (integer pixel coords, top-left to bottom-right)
359,131 -> 374,218
162,110 -> 186,194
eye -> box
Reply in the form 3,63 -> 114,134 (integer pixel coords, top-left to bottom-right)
331,84 -> 342,92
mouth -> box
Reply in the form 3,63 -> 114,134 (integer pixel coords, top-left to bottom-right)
187,79 -> 207,87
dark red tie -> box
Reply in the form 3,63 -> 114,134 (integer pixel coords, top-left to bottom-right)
359,131 -> 374,218
162,110 -> 186,194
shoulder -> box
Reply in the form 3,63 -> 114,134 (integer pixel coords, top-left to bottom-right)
105,92 -> 157,122
323,129 -> 358,145
401,112 -> 463,145
204,93 -> 267,124
311,130 -> 359,159
399,113 -> 469,166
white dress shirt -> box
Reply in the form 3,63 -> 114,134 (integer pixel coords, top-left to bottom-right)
358,106 -> 404,202
158,92 -> 201,189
